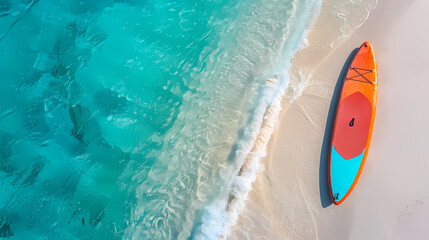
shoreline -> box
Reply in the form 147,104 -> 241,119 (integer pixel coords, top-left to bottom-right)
230,0 -> 429,239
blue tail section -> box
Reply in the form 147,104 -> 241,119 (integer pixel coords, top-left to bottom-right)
330,144 -> 365,202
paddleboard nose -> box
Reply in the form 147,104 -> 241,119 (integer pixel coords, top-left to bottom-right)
363,41 -> 372,48
357,41 -> 378,85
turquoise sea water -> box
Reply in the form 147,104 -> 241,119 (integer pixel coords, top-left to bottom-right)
0,0 -> 318,239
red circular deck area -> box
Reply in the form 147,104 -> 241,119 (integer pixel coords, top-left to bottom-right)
333,91 -> 372,160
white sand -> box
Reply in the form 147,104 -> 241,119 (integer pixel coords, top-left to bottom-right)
230,0 -> 429,239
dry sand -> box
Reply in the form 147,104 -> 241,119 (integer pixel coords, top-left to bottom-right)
230,0 -> 429,239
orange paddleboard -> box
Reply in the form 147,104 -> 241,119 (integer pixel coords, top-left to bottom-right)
328,41 -> 378,205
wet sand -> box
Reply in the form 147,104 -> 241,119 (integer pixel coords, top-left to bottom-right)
230,0 -> 429,239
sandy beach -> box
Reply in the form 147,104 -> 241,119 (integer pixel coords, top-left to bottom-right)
230,0 -> 429,239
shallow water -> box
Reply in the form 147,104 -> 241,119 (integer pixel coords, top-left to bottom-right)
0,0 -> 318,239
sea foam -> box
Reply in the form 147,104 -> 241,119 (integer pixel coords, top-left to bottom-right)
191,0 -> 322,239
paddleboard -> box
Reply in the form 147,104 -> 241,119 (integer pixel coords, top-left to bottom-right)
328,41 -> 378,205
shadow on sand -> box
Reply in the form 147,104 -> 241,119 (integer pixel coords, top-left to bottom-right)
319,48 -> 359,208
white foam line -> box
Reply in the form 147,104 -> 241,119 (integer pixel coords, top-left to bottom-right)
192,1 -> 323,239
